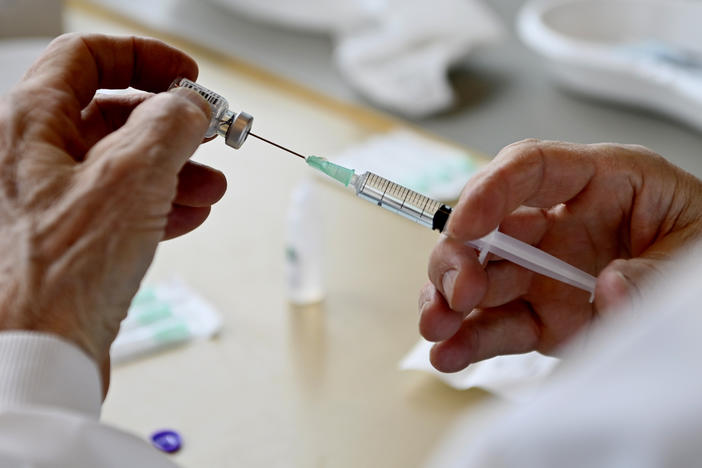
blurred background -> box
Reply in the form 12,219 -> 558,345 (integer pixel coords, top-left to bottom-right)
3,1 -> 702,466
2,0 -> 702,175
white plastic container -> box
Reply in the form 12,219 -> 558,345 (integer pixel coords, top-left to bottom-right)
285,181 -> 325,305
518,0 -> 702,131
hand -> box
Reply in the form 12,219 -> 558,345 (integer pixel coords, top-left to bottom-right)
0,34 -> 226,390
419,139 -> 702,372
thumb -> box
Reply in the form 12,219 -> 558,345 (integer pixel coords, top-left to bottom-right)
595,257 -> 666,314
86,87 -> 211,174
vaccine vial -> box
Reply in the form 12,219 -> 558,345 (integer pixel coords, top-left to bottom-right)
169,78 -> 253,149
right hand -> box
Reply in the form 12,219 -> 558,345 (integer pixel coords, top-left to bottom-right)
419,140 -> 702,372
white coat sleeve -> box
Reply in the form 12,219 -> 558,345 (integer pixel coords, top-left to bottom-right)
426,248 -> 702,468
0,331 -> 179,468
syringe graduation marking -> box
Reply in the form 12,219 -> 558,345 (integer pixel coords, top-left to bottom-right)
362,172 -> 439,224
379,176 -> 391,206
418,196 -> 431,220
397,186 -> 409,210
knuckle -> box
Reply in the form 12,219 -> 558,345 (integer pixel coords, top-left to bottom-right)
598,142 -> 659,161
607,258 -> 631,276
621,143 -> 655,155
46,32 -> 85,52
496,138 -> 546,163
503,138 -> 543,152
512,137 -> 543,147
594,143 -> 666,175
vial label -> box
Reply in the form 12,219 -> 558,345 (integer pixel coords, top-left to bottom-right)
177,79 -> 225,109
169,78 -> 227,138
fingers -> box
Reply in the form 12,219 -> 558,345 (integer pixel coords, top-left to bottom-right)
169,161 -> 228,240
497,206 -> 550,244
595,255 -> 669,314
427,217 -> 545,317
164,204 -> 211,240
175,161 -> 227,207
80,92 -> 153,152
479,261 -> 533,307
428,236 -> 488,314
419,282 -> 467,342
429,301 -> 541,373
21,33 -> 198,109
81,94 -> 227,197
85,87 -> 210,173
446,139 -> 597,241
423,211 -> 548,344
81,93 -> 221,157
421,258 -> 534,343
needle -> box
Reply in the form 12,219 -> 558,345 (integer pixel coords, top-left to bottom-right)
249,132 -> 306,160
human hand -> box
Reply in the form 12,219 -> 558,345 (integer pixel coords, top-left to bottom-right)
419,140 -> 702,372
0,34 -> 226,389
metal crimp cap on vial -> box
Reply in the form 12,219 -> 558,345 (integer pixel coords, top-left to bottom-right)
225,112 -> 253,149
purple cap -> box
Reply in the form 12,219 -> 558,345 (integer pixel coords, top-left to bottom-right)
150,429 -> 183,454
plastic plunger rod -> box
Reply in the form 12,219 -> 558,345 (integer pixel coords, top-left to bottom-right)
469,230 -> 596,298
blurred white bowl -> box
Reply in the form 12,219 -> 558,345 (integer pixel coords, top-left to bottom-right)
0,39 -> 51,94
518,0 -> 702,131
202,0 -> 376,32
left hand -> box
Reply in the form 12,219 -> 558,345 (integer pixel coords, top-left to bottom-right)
0,33 -> 226,392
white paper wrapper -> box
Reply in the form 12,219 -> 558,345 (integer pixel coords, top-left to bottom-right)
400,339 -> 560,401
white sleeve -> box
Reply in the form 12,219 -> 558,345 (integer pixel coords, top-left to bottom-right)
427,251 -> 702,468
0,331 -> 179,468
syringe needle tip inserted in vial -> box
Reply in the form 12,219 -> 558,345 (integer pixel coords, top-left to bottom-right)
306,156 -> 597,299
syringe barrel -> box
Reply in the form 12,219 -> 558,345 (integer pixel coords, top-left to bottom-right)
352,172 -> 450,231
169,78 -> 253,149
346,170 -> 596,296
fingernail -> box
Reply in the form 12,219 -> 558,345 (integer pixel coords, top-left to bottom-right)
600,270 -> 634,313
418,285 -> 434,315
170,87 -> 211,118
442,269 -> 458,305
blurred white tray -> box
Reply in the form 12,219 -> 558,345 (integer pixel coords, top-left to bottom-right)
518,0 -> 702,131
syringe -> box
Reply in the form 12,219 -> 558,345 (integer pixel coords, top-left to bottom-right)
169,80 -> 596,297
306,156 -> 597,297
